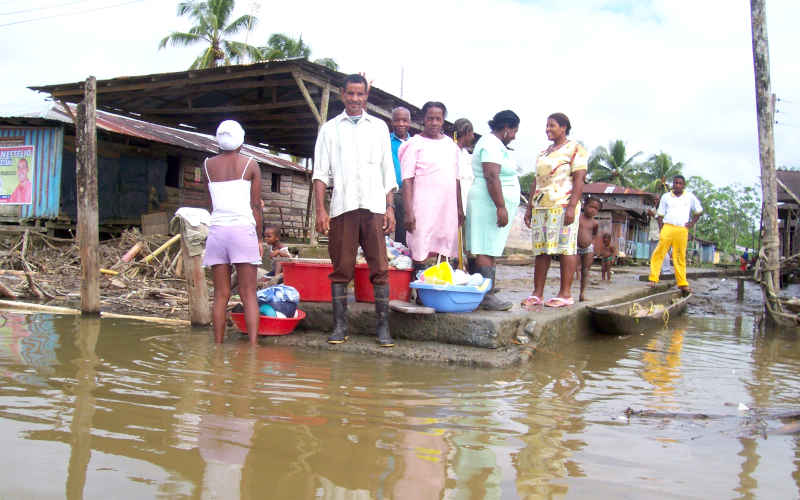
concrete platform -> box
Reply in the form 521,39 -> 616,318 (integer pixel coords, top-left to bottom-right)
238,263 -> 685,367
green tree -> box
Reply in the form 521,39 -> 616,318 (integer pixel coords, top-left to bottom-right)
688,176 -> 761,254
641,152 -> 683,195
587,140 -> 643,187
159,0 -> 260,70
258,33 -> 339,70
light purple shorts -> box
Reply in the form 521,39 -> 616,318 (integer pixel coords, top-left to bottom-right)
203,225 -> 261,267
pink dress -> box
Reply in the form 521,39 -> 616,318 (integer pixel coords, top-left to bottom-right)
399,135 -> 460,260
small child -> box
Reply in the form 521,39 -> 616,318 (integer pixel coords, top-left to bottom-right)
597,233 -> 617,281
577,197 -> 601,301
263,224 -> 291,277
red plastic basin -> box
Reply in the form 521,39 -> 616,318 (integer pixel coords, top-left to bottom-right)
282,260 -> 333,302
353,264 -> 413,303
231,310 -> 306,336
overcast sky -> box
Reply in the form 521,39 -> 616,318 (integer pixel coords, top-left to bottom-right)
1,0 -> 798,188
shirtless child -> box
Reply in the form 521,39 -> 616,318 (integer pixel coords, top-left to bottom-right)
597,233 -> 617,281
577,197 -> 601,301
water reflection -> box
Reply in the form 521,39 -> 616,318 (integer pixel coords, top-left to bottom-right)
0,305 -> 799,498
640,328 -> 685,408
66,317 -> 100,500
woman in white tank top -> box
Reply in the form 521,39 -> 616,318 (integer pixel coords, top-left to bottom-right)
202,120 -> 263,344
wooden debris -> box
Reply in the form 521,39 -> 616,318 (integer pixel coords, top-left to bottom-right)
0,300 -> 81,315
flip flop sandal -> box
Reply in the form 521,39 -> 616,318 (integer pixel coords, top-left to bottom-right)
520,295 -> 542,308
544,297 -> 575,308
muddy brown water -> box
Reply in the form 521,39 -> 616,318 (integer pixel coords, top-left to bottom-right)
1,279 -> 799,499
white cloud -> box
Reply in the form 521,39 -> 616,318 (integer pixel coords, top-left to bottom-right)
1,0 -> 797,188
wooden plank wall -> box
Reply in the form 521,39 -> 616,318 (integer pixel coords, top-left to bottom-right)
262,167 -> 309,239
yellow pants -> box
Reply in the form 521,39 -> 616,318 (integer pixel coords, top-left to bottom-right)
649,224 -> 688,287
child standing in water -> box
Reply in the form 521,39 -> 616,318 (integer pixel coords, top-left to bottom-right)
597,233 -> 617,281
577,197 -> 601,301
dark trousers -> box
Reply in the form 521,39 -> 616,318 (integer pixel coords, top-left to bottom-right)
328,209 -> 388,285
392,189 -> 406,245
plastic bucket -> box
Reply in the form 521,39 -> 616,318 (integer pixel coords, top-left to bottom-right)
282,260 -> 333,302
353,264 -> 413,302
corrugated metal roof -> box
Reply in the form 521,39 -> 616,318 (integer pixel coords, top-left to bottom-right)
6,103 -> 307,173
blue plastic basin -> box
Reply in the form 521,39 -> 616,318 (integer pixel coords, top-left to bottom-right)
409,280 -> 490,313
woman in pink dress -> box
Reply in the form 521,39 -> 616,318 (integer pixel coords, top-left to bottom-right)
399,101 -> 463,269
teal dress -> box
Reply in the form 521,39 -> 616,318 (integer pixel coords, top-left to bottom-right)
465,134 -> 520,256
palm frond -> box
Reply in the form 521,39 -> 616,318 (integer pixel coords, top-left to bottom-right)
159,32 -> 203,49
224,40 -> 261,64
224,14 -> 257,35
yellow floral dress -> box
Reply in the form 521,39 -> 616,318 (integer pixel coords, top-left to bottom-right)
530,140 -> 588,256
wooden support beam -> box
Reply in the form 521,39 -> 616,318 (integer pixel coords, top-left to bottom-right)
293,72 -> 322,125
320,86 -> 330,123
138,99 -> 307,115
179,226 -> 211,326
76,76 -> 100,314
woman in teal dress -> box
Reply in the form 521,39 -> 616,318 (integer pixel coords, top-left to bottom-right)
465,110 -> 520,311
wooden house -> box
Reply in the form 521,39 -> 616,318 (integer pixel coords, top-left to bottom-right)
777,169 -> 800,258
0,103 -> 309,237
583,183 -> 659,260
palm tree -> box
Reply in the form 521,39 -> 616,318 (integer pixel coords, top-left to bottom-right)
159,0 -> 260,70
587,140 -> 643,188
258,33 -> 339,70
641,152 -> 683,195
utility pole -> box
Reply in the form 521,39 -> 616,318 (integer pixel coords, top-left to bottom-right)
750,0 -> 782,317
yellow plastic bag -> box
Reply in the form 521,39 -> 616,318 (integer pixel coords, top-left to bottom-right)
422,258 -> 454,285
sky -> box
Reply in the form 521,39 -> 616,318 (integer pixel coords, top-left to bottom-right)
1,0 -> 798,189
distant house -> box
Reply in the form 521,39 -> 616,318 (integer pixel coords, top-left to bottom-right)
0,103 -> 310,237
689,236 -> 716,264
582,183 -> 659,260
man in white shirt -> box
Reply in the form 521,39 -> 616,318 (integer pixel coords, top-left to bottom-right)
648,175 -> 703,292
313,74 -> 397,347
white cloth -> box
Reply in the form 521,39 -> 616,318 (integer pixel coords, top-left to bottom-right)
205,158 -> 256,227
657,190 -> 702,226
313,111 -> 397,218
174,207 -> 211,227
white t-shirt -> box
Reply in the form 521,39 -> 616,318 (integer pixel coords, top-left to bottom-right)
657,190 -> 703,226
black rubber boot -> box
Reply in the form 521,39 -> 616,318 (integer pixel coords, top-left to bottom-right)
374,284 -> 394,347
476,266 -> 512,311
328,283 -> 348,344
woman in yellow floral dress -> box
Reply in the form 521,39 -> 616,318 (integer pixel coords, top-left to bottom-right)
522,113 -> 588,308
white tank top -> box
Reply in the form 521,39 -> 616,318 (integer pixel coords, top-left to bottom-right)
205,157 -> 257,227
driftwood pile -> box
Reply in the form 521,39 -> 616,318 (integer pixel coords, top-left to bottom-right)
0,228 -> 198,317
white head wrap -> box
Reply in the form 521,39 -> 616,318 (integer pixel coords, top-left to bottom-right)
216,120 -> 245,150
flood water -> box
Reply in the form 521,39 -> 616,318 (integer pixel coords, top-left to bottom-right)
1,281 -> 799,499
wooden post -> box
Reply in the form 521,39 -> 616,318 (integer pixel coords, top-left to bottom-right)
306,85 -> 331,246
180,224 -> 211,325
737,278 -> 745,302
750,0 -> 785,323
75,76 -> 100,314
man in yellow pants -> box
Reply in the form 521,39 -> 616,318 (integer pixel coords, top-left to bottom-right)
649,175 -> 703,292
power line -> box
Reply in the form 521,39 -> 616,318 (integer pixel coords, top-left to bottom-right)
0,0 -> 146,28
1,0 -> 94,16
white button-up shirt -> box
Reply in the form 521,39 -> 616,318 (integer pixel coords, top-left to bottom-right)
313,111 -> 398,219
657,190 -> 703,226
